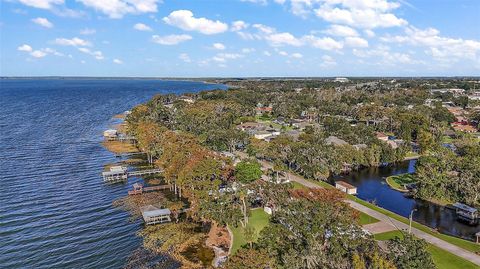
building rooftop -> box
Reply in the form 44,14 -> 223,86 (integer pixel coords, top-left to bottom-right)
452,203 -> 478,214
141,205 -> 171,218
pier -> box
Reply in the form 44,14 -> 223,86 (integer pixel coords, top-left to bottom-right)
102,166 -> 163,183
128,183 -> 171,195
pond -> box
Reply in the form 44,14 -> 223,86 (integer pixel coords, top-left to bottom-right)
338,160 -> 479,241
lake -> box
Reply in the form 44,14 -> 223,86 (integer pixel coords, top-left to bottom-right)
0,79 -> 226,269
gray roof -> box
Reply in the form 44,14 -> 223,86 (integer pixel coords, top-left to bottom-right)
141,205 -> 171,218
452,203 -> 477,213
325,136 -> 349,146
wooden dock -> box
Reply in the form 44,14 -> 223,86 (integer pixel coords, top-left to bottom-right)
102,166 -> 163,183
128,183 -> 171,195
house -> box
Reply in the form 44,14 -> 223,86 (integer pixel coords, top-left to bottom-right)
452,202 -> 478,221
103,129 -> 118,140
376,132 -> 389,141
255,103 -> 273,115
451,123 -> 477,133
334,77 -> 349,83
353,144 -> 367,150
178,96 -> 195,104
236,122 -> 265,132
325,136 -> 349,146
141,205 -> 172,225
254,131 -> 274,140
335,181 -> 357,195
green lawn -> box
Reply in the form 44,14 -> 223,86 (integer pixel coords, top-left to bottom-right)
385,173 -> 416,192
358,211 -> 380,225
230,208 -> 270,254
374,231 -> 479,269
405,151 -> 421,158
290,181 -> 308,190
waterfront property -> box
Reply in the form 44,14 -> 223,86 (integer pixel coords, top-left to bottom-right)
452,203 -> 479,221
141,205 -> 171,225
335,181 -> 357,195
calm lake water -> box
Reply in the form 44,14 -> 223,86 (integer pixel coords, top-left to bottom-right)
340,160 -> 479,241
0,79 -> 226,269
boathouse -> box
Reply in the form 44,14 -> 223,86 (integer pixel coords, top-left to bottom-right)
335,181 -> 357,195
102,166 -> 128,183
141,205 -> 171,225
452,202 -> 478,220
103,129 -> 118,140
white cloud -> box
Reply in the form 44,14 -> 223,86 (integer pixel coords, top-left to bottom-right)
315,5 -> 407,29
291,52 -> 303,58
274,0 -> 407,29
18,44 -> 64,58
78,0 -> 159,19
278,50 -> 288,56
212,53 -> 243,62
163,10 -> 228,35
320,55 -> 337,67
265,32 -> 303,47
133,23 -> 152,31
113,58 -> 123,64
241,0 -> 267,4
322,24 -> 358,37
80,28 -> 96,35
78,47 -> 104,60
231,20 -> 248,31
252,24 -> 275,34
55,37 -> 91,47
30,50 -> 47,58
31,17 -> 53,28
17,44 -> 33,52
151,34 -> 192,45
241,48 -> 255,53
179,53 -> 191,63
381,26 -> 480,60
345,36 -> 369,48
303,35 -> 343,50
18,0 -> 63,9
263,51 -> 272,56
364,29 -> 375,37
213,43 -> 226,50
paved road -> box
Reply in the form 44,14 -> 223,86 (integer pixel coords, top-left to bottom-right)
235,151 -> 480,265
348,201 -> 480,265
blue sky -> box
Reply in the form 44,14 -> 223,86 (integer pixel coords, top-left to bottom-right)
1,0 -> 479,77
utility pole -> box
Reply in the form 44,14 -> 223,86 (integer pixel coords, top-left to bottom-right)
409,208 -> 417,234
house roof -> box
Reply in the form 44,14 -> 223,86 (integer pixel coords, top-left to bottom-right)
141,205 -> 171,218
452,203 -> 477,214
325,136 -> 349,146
335,181 -> 356,189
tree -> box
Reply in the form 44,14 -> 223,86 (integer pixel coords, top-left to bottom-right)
244,226 -> 256,248
387,234 -> 436,269
223,248 -> 276,269
235,160 -> 263,184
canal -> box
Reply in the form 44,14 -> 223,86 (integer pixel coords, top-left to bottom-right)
339,160 -> 479,241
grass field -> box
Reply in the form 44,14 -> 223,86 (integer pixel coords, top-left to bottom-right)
358,211 -> 380,225
230,208 -> 270,254
385,173 -> 416,192
290,181 -> 308,190
374,230 -> 479,269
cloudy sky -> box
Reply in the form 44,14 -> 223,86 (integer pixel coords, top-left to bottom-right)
1,0 -> 480,77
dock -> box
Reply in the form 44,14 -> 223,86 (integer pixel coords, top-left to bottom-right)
128,183 -> 171,195
102,166 -> 163,183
